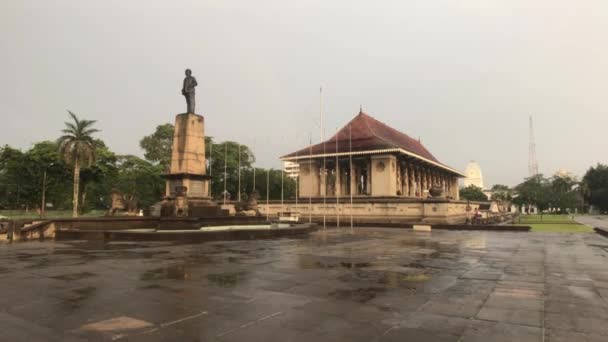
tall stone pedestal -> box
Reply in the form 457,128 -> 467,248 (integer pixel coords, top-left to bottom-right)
160,113 -> 222,217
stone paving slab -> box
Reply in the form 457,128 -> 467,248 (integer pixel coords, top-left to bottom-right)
1,229 -> 608,341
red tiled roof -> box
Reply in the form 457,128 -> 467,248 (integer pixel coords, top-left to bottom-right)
282,111 -> 440,163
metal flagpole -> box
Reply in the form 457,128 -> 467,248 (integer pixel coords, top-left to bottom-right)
321,86 -> 326,231
209,141 -> 212,197
295,139 -> 299,208
336,127 -> 340,229
252,139 -> 256,193
223,143 -> 227,205
281,145 -> 284,215
309,132 -> 312,224
238,143 -> 241,202
350,124 -> 353,233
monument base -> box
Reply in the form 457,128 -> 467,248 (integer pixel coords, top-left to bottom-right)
159,196 -> 226,218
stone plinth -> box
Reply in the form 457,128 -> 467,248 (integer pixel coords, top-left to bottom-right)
164,113 -> 210,199
169,113 -> 206,175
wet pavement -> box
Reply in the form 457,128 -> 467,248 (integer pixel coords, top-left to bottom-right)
2,228 -> 608,341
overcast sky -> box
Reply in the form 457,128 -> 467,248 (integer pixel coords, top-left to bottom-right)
1,0 -> 607,186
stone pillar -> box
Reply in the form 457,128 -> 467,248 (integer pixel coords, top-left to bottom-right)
366,158 -> 372,195
403,163 -> 409,197
350,161 -> 357,196
335,162 -> 341,196
411,166 -> 415,197
426,169 -> 431,198
396,161 -> 402,195
371,154 -> 397,196
414,166 -> 420,197
452,177 -> 459,200
320,162 -> 327,197
421,168 -> 427,198
299,160 -> 320,197
409,165 -> 415,197
165,113 -> 209,199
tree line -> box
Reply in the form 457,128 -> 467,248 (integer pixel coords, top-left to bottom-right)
459,167 -> 608,214
0,112 -> 295,216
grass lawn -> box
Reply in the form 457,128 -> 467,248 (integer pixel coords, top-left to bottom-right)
0,210 -> 105,220
515,214 -> 593,233
521,223 -> 594,233
517,214 -> 576,224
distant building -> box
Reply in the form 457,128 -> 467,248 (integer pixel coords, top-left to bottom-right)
283,161 -> 299,179
555,168 -> 576,179
463,161 -> 484,189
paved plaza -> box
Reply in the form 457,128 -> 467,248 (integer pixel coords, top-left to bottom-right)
2,228 -> 608,341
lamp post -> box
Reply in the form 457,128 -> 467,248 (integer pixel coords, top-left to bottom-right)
41,162 -> 55,218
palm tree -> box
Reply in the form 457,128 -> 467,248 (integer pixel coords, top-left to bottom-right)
57,111 -> 99,217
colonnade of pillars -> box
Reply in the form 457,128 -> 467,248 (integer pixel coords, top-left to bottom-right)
298,155 -> 460,200
395,161 -> 460,199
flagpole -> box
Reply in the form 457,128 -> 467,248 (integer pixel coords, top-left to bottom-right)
350,124 -> 353,233
266,168 -> 270,221
252,139 -> 256,194
281,148 -> 284,216
209,141 -> 213,198
320,86 -> 326,231
295,138 -> 299,209
309,132 -> 312,224
238,143 -> 241,202
336,127 -> 340,229
223,143 -> 227,205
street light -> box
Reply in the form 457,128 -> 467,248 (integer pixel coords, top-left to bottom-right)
41,162 -> 55,218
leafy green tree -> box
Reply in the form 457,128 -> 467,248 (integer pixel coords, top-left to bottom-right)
459,185 -> 488,202
0,145 -> 30,209
550,174 -> 579,213
26,141 -> 72,211
207,140 -> 255,200
139,123 -> 174,170
57,111 -> 100,217
513,174 -> 552,213
490,184 -> 513,203
79,140 -> 118,212
240,167 -> 296,201
582,164 -> 608,213
114,155 -> 164,210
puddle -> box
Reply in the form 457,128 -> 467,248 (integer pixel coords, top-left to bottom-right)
297,254 -> 372,269
62,286 -> 97,308
207,271 -> 247,288
52,271 -> 95,281
328,287 -> 386,303
339,269 -> 433,289
140,264 -> 190,281
340,262 -> 372,268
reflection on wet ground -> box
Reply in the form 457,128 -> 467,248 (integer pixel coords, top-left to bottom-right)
2,228 -> 608,341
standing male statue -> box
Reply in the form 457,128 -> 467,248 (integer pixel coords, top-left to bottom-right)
182,69 -> 198,113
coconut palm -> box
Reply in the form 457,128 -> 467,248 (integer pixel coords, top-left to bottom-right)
57,111 -> 99,217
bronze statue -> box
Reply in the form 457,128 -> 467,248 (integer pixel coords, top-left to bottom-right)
182,69 -> 198,113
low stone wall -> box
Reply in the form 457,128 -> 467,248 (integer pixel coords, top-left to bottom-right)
56,223 -> 318,242
258,198 -> 481,225
595,227 -> 608,238
17,216 -> 269,240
